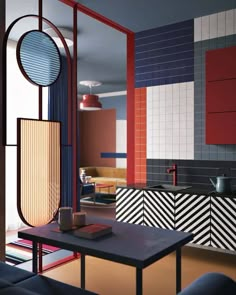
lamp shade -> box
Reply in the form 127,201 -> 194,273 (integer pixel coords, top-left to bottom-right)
80,94 -> 102,110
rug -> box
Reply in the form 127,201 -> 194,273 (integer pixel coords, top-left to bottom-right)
6,239 -> 60,266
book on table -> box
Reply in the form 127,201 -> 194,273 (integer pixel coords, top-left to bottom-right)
73,223 -> 112,239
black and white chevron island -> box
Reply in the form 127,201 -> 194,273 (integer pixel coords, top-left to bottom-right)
116,186 -> 236,252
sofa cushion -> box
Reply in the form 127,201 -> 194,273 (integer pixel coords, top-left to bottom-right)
16,275 -> 97,295
0,261 -> 35,284
178,272 -> 236,295
80,166 -> 126,194
0,278 -> 12,289
81,167 -> 98,177
0,286 -> 39,294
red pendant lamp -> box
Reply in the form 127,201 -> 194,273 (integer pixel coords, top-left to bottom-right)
79,81 -> 102,110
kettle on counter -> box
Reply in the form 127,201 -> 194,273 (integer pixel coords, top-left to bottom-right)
209,174 -> 232,193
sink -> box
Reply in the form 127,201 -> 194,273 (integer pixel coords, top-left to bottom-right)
145,184 -> 192,192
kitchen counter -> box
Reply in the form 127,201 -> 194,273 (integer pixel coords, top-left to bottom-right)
116,183 -> 236,252
117,183 -> 236,197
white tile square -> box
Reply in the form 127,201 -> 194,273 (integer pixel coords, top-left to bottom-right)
201,15 -> 210,40
159,85 -> 165,98
186,151 -> 194,160
217,11 -> 226,37
179,150 -> 187,159
179,105 -> 187,114
165,120 -> 173,129
165,150 -> 172,159
153,85 -> 160,95
186,128 -> 193,139
194,17 -> 202,42
226,9 -> 234,35
165,136 -> 173,145
159,152 -> 165,159
173,136 -> 180,145
172,151 -> 180,159
187,136 -> 194,144
147,150 -> 152,158
234,9 -> 236,34
209,13 -> 217,39
186,81 -> 194,91
180,135 -> 187,144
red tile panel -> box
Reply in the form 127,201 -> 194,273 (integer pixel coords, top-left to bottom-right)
206,46 -> 236,81
206,112 -> 236,144
206,45 -> 236,144
134,87 -> 146,183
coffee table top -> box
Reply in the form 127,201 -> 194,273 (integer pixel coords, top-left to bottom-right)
18,216 -> 193,269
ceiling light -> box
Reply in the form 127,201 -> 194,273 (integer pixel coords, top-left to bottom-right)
79,81 -> 102,111
44,27 -> 73,48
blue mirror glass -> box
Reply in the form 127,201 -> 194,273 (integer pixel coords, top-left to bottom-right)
17,30 -> 61,87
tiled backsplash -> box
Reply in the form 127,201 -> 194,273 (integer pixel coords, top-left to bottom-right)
134,8 -> 236,184
147,82 -> 194,160
147,159 -> 236,188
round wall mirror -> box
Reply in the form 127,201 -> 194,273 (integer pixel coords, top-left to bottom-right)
17,30 -> 61,87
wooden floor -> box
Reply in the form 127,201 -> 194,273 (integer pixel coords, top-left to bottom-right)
43,246 -> 236,295
43,205 -> 236,295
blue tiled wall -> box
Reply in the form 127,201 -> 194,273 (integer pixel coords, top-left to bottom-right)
135,20 -> 194,88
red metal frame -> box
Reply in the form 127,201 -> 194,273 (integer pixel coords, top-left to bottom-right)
59,0 -> 135,187
127,33 -> 135,184
3,14 -> 73,145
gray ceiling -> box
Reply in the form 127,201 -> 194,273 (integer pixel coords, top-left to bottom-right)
6,0 -> 236,94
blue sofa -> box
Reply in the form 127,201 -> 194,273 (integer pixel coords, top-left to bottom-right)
0,261 -> 97,295
178,272 -> 236,295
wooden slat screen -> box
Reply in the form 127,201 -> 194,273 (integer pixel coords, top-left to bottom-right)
17,119 -> 61,227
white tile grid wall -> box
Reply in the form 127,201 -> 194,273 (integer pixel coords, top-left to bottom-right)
194,9 -> 236,42
147,82 -> 194,160
116,120 -> 127,168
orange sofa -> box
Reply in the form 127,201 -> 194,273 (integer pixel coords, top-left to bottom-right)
80,167 -> 126,194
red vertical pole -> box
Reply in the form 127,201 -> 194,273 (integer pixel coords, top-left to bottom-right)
127,32 -> 135,184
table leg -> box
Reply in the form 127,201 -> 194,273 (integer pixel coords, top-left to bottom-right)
176,248 -> 181,294
32,241 -> 38,273
38,243 -> 43,273
81,253 -> 85,289
136,267 -> 143,295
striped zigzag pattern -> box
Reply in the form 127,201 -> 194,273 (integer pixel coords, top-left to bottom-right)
175,194 -> 211,246
143,190 -> 175,229
116,188 -> 144,225
211,196 -> 236,251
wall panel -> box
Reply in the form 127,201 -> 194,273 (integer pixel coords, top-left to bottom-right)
79,109 -> 116,167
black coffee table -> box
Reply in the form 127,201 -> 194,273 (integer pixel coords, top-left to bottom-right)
18,216 -> 193,295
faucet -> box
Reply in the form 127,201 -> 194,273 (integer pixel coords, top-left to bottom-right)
167,164 -> 177,186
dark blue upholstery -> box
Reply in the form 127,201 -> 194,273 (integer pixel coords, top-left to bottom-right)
0,279 -> 12,289
178,272 -> 236,295
17,275 -> 97,295
0,262 -> 98,295
0,285 -> 38,294
0,262 -> 34,283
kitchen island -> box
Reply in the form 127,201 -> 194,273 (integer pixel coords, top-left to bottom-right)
116,184 -> 236,253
